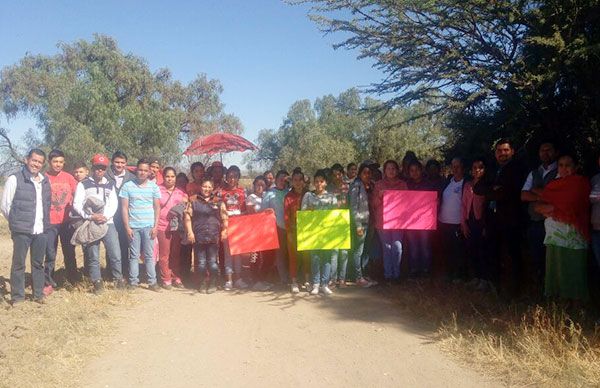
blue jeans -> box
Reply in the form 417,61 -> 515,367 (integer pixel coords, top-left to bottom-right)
128,227 -> 157,285
592,230 -> 600,268
195,243 -> 219,279
311,251 -> 332,286
223,238 -> 242,276
352,224 -> 368,280
84,223 -> 123,283
378,229 -> 403,280
406,230 -> 432,274
331,250 -> 349,281
11,232 -> 47,302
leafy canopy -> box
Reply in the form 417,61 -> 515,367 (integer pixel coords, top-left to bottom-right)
0,34 -> 241,165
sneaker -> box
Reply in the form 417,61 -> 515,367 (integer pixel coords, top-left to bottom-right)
337,280 -> 347,288
224,281 -> 233,291
253,281 -> 272,292
356,278 -> 372,288
33,297 -> 46,305
320,285 -> 333,296
162,283 -> 172,290
234,278 -> 249,289
290,283 -> 300,294
310,284 -> 320,295
148,283 -> 161,292
93,281 -> 104,295
365,277 -> 378,286
43,285 -> 54,296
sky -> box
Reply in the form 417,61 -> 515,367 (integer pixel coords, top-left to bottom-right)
0,0 -> 384,166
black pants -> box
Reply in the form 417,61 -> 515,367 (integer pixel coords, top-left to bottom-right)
11,232 -> 47,302
44,223 -> 77,285
487,222 -> 523,297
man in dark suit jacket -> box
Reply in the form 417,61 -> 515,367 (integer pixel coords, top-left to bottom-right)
474,138 -> 527,299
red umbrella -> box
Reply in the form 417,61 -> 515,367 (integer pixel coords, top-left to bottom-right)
183,133 -> 258,156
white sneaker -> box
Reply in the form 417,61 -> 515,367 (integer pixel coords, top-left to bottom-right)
224,281 -> 233,291
310,284 -> 320,295
320,285 -> 333,296
234,278 -> 249,289
290,283 -> 300,294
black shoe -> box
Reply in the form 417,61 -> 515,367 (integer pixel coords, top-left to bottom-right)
148,283 -> 161,292
33,297 -> 46,305
93,280 -> 104,295
173,282 -> 185,289
126,284 -> 138,292
115,280 -> 127,290
206,279 -> 217,294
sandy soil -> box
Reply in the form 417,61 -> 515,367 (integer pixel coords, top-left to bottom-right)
82,287 -> 501,388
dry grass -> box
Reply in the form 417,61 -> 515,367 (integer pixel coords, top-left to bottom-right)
0,287 -> 133,388
386,280 -> 600,387
0,214 -> 134,388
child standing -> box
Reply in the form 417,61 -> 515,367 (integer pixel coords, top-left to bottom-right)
284,168 -> 308,293
246,175 -> 272,291
301,169 -> 338,295
217,165 -> 248,290
328,163 -> 350,287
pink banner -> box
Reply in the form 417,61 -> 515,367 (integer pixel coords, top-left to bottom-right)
227,210 -> 280,255
383,190 -> 438,230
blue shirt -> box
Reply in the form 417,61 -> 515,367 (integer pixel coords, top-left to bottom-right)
119,180 -> 160,229
261,187 -> 289,228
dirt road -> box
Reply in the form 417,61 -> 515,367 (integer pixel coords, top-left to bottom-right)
83,287 -> 500,388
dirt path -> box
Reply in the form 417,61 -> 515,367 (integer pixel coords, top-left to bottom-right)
83,287 -> 500,388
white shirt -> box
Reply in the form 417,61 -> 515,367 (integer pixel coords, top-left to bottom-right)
439,178 -> 464,225
113,169 -> 126,189
521,161 -> 558,191
72,177 -> 119,224
1,172 -> 46,234
246,193 -> 263,213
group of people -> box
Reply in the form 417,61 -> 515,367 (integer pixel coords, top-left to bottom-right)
2,137 -> 600,306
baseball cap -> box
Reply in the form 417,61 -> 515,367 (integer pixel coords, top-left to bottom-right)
91,154 -> 109,167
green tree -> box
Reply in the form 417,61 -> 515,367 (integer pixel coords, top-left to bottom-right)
0,35 -> 241,165
301,0 -> 600,168
254,89 -> 446,173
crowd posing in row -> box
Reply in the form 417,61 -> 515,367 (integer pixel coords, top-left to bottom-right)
2,138 -> 599,306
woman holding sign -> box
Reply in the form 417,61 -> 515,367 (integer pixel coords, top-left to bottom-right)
301,169 -> 338,296
184,177 -> 228,294
372,160 -> 408,284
